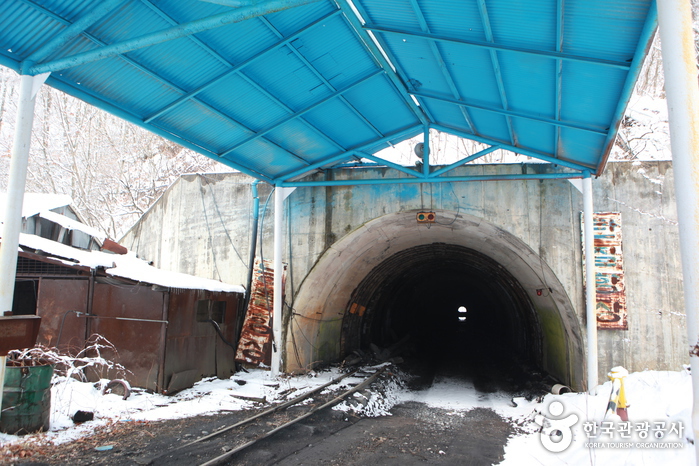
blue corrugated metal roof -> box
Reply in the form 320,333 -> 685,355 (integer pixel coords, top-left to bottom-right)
0,0 -> 656,184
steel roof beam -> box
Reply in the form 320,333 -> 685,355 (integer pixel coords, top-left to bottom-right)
42,75 -> 275,183
279,171 -> 583,187
221,70 -> 383,156
143,8 -> 343,123
554,0 -> 565,157
432,123 -> 591,171
336,0 -> 429,126
19,0 -> 206,97
18,0 -> 170,87
28,0 -> 325,74
340,0 -> 438,124
427,145 -> 501,178
353,151 -> 422,178
18,0 -> 304,166
364,25 -> 633,69
597,3 -> 658,174
235,72 -> 346,153
476,0 -> 516,145
140,1 -> 343,160
349,123 -> 424,154
414,91 -> 608,135
330,161 -> 383,169
274,152 -> 357,183
273,124 -> 423,182
133,0 -> 324,166
201,0 -> 276,6
258,16 -> 385,139
21,0 -> 125,72
406,0 -> 476,133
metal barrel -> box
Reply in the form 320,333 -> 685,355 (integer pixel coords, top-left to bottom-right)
0,364 -> 54,435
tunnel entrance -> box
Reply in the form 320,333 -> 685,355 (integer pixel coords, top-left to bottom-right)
286,210 -> 584,390
341,244 -> 544,391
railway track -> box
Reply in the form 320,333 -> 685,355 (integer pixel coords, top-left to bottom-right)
138,366 -> 388,466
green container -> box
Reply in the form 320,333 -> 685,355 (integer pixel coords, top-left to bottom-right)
0,364 -> 54,435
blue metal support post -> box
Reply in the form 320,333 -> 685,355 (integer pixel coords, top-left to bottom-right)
582,170 -> 598,393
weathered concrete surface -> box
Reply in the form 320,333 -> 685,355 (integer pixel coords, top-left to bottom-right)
121,161 -> 684,387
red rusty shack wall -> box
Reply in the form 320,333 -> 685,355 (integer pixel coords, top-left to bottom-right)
90,283 -> 167,390
35,278 -> 89,355
30,273 -> 242,392
163,290 -> 240,393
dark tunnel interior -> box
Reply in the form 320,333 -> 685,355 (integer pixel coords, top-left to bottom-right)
342,243 -> 547,392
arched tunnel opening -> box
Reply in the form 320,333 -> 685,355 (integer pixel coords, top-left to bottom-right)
341,243 -> 547,392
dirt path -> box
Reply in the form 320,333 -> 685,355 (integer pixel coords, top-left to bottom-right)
4,360 -> 547,465
6,398 -> 514,465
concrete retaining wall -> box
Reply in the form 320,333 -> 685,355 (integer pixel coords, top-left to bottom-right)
121,161 -> 685,383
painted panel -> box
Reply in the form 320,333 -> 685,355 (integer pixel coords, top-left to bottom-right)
236,260 -> 275,367
582,212 -> 627,330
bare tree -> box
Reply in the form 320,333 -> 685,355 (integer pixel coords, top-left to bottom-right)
0,67 -> 224,239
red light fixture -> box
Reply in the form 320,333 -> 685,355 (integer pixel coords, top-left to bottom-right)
416,211 -> 436,223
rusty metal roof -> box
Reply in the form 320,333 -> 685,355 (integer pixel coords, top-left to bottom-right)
0,0 -> 656,185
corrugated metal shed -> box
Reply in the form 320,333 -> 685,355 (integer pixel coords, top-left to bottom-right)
0,0 -> 656,184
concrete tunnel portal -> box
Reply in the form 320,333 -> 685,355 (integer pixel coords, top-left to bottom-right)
286,210 -> 585,391
343,244 -> 542,388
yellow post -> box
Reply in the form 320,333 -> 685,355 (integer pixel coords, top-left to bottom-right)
605,366 -> 629,421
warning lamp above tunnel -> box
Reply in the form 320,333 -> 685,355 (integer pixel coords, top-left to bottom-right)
416,211 -> 436,223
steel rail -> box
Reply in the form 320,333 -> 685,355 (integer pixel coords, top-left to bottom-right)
200,366 -> 388,466
140,368 -> 361,464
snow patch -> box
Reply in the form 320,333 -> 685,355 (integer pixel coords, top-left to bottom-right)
15,232 -> 243,293
0,367 -> 693,465
0,193 -> 72,221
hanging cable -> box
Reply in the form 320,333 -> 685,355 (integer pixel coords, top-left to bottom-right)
198,177 -> 222,282
200,174 -> 248,270
208,319 -> 236,349
434,182 -> 460,226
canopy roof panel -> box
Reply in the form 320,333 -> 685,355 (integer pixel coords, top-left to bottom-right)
0,0 -> 657,184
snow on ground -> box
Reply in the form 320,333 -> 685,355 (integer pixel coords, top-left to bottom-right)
498,370 -> 694,465
0,367 -> 368,447
0,367 -> 695,465
398,369 -> 694,464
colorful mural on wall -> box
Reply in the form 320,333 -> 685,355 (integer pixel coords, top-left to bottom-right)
583,212 -> 627,330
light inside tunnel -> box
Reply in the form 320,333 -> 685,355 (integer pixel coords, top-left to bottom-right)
341,243 -> 544,386
457,306 -> 467,322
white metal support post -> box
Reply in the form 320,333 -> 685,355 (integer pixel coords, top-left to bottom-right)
657,0 -> 699,461
271,186 -> 294,377
582,171 -> 598,393
0,72 -> 47,421
272,187 -> 283,377
0,74 -> 46,314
